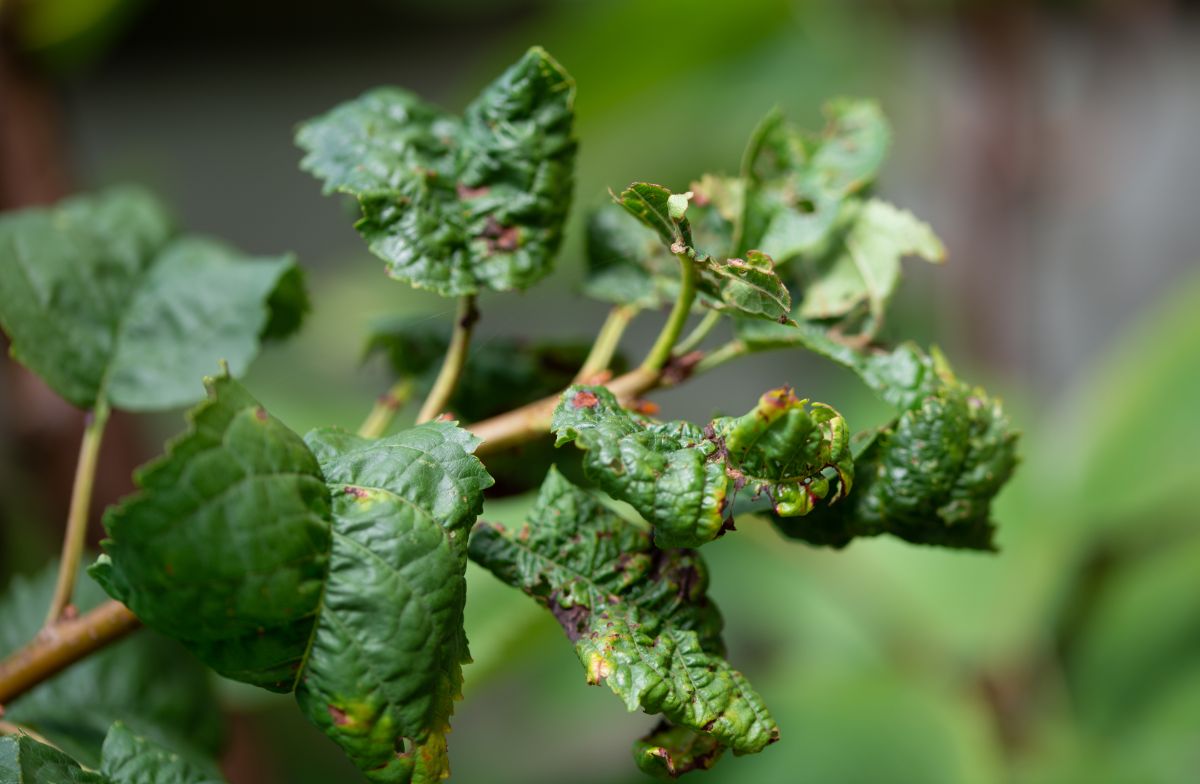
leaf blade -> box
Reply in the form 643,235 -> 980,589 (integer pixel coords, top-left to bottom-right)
296,424 -> 492,783
90,371 -> 332,690
296,47 -> 577,297
0,188 -> 305,411
469,469 -> 778,763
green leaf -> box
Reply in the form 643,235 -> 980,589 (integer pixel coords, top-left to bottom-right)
729,326 -> 1019,551
711,387 -> 854,517
616,182 -> 695,251
739,99 -> 889,263
296,425 -> 492,783
0,723 -> 224,784
597,183 -> 792,322
0,187 -> 306,411
296,47 -> 576,297
469,469 -> 778,766
582,203 -> 678,310
773,380 -> 1017,551
0,563 -> 221,768
551,385 -> 851,548
90,371 -> 332,691
0,733 -> 105,784
634,722 -> 726,779
797,198 -> 944,334
92,373 -> 494,782
705,250 -> 793,324
736,320 -> 949,411
805,98 -> 891,196
98,723 -> 224,784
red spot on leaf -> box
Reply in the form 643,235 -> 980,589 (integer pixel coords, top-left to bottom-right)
254,407 -> 269,422
328,705 -> 351,726
481,216 -> 520,253
572,390 -> 599,409
344,486 -> 368,499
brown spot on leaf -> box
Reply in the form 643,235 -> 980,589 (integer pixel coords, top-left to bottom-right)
328,705 -> 351,726
254,407 -> 269,422
344,486 -> 369,499
481,216 -> 520,253
550,595 -> 590,642
572,390 -> 599,409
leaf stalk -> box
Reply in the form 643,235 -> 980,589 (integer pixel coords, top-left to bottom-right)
415,296 -> 478,424
44,404 -> 110,627
357,378 -> 415,439
575,305 -> 638,382
674,310 -> 722,356
641,254 -> 698,373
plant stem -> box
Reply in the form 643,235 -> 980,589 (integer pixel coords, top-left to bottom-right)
693,340 -> 749,375
357,379 -> 415,439
641,254 -> 698,373
471,365 -> 660,457
674,310 -> 722,356
574,305 -> 638,382
415,296 -> 478,424
0,600 -> 139,705
44,405 -> 110,628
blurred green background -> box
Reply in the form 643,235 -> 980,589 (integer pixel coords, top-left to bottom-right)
1,0 -> 1198,781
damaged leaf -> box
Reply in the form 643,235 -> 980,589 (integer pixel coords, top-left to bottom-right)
730,98 -> 890,263
551,384 -> 852,548
297,425 -> 493,783
91,372 -> 493,782
0,187 -> 306,411
796,198 -> 944,336
769,350 -> 1018,550
709,387 -> 854,517
588,183 -> 791,323
634,722 -> 726,779
469,469 -> 778,770
736,319 -> 950,411
296,47 -> 576,297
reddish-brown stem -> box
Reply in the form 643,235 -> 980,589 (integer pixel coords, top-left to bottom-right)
0,600 -> 140,706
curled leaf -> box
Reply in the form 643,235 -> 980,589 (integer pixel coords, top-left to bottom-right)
469,469 -> 778,770
773,374 -> 1018,551
551,385 -> 852,548
634,722 -> 726,779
